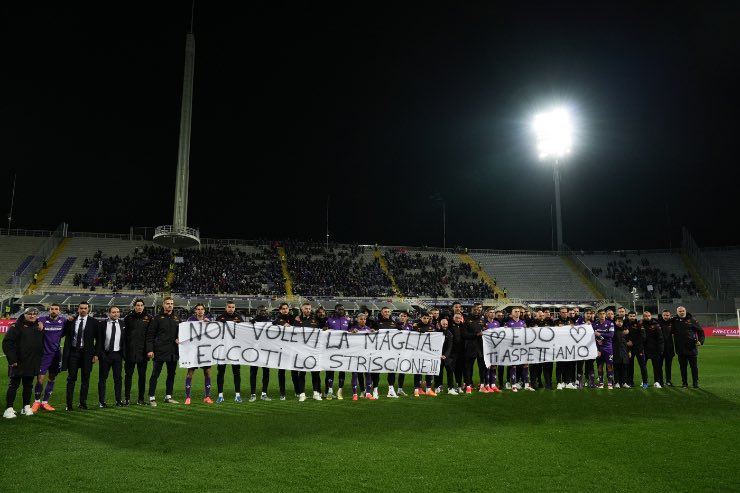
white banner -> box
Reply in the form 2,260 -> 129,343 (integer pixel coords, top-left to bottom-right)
178,322 -> 444,375
483,324 -> 598,366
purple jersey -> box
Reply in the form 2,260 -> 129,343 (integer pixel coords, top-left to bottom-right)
485,319 -> 501,329
505,319 -> 526,329
397,321 -> 414,331
592,319 -> 615,353
326,315 -> 350,331
39,315 -> 65,355
187,315 -> 212,322
350,324 -> 372,333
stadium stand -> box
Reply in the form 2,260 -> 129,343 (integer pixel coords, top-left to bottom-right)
382,247 -> 494,299
50,256 -> 77,285
284,241 -> 393,297
469,251 -> 595,301
577,251 -> 699,300
382,248 -> 447,297
81,261 -> 101,286
6,256 -> 35,283
6,230 -> 737,322
442,251 -> 495,300
92,244 -> 171,292
703,248 -> 740,299
33,237 -> 167,294
0,235 -> 47,285
172,244 -> 285,296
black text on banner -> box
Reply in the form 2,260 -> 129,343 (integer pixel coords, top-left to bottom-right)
178,322 -> 445,375
483,324 -> 598,366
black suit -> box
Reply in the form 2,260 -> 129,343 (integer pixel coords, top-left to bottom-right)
97,318 -> 126,404
672,314 -> 705,387
122,311 -> 151,402
62,316 -> 100,408
450,322 -> 466,388
461,315 -> 486,387
658,317 -> 675,384
146,311 -> 181,399
642,319 -> 665,385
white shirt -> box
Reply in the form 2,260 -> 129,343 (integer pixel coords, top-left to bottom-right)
75,316 -> 88,348
105,319 -> 122,352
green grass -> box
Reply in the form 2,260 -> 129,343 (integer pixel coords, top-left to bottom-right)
2,336 -> 739,492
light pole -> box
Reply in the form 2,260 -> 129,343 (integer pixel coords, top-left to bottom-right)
553,160 -> 563,251
533,107 -> 573,252
7,172 -> 16,235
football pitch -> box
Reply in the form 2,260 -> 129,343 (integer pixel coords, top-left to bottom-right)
1,336 -> 739,492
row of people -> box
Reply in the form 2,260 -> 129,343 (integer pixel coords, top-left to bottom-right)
595,258 -> 698,299
286,250 -> 392,298
63,243 -> 505,299
171,246 -> 285,296
384,250 -> 494,298
2,299 -> 705,418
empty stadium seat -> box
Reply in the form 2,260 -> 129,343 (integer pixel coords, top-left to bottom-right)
470,252 -> 595,302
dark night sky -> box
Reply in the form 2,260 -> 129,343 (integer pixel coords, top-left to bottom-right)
4,3 -> 739,250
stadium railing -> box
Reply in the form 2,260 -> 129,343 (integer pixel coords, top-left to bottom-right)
0,228 -> 55,237
69,231 -> 144,240
200,238 -> 271,247
692,312 -> 737,327
10,222 -> 67,294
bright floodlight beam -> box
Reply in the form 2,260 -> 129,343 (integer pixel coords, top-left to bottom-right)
533,107 -> 574,251
533,107 -> 573,160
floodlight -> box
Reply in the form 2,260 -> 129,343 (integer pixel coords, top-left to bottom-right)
533,107 -> 573,160
531,105 -> 576,252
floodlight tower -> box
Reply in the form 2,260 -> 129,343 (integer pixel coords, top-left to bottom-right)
153,25 -> 201,249
533,107 -> 573,252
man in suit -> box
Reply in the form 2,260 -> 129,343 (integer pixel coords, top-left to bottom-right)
97,305 -> 125,408
658,309 -> 675,386
641,311 -> 665,388
672,306 -> 705,388
61,302 -> 99,410
146,296 -> 180,406
461,303 -> 486,394
293,302 -> 323,400
215,301 -> 246,403
272,302 -> 294,400
123,299 -> 151,405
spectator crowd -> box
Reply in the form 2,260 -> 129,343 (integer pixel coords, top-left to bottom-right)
593,258 -> 698,299
171,246 -> 285,296
74,245 -> 171,293
384,249 -> 494,299
285,241 -> 392,297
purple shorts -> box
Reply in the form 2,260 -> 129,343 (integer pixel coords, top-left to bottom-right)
598,351 -> 613,365
39,350 -> 62,375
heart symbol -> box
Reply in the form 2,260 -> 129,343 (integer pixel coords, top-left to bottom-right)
570,326 -> 586,343
489,330 -> 506,348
